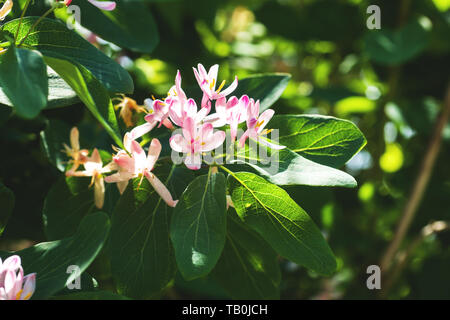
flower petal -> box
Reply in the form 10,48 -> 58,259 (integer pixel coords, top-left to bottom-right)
0,0 -> 13,21
88,0 -> 116,11
130,122 -> 156,140
182,117 -> 196,143
19,273 -> 36,300
184,153 -> 202,170
239,129 -> 250,148
202,130 -> 226,152
94,175 -> 105,209
217,76 -> 238,98
145,173 -> 178,207
256,109 -> 275,133
147,138 -> 161,171
116,180 -> 129,194
105,172 -> 133,184
69,127 -> 80,151
130,140 -> 146,166
169,134 -> 189,153
257,137 -> 286,150
207,64 -> 219,85
113,152 -> 135,172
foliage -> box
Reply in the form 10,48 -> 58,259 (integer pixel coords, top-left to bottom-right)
0,0 -> 448,300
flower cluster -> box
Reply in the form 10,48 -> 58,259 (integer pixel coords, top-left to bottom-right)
0,255 -> 36,300
66,64 -> 283,209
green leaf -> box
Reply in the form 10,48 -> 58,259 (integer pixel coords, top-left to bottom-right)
43,56 -> 123,147
0,66 -> 78,110
109,164 -> 188,299
0,212 -> 111,299
170,171 -> 227,280
1,17 -> 133,93
0,183 -> 14,236
233,146 -> 357,188
0,46 -> 48,119
231,73 -> 290,111
269,114 -> 367,168
212,210 -> 281,299
52,291 -> 130,300
43,176 -> 94,241
55,0 -> 159,53
227,171 -> 337,276
364,17 -> 431,65
40,119 -> 73,172
42,175 -> 119,241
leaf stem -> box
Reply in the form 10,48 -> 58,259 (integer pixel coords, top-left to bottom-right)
14,0 -> 32,43
17,5 -> 58,47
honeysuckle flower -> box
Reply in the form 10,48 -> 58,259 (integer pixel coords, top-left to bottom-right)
204,95 -> 250,143
167,70 -> 210,127
114,96 -> 147,127
143,98 -> 173,129
193,64 -> 238,105
0,255 -> 36,300
170,117 -> 226,170
238,100 -> 285,150
168,96 -> 209,128
0,0 -> 12,21
64,127 -> 89,174
105,138 -> 178,207
66,148 -> 117,209
60,0 -> 116,11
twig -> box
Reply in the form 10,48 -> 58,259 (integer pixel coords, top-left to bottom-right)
380,84 -> 450,275
380,221 -> 450,297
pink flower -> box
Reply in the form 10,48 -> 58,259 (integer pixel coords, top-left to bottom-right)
204,95 -> 250,143
105,139 -> 178,207
0,255 -> 36,300
168,96 -> 209,128
193,64 -> 238,105
239,100 -> 285,150
167,70 -> 210,127
88,0 -> 116,10
60,0 -> 116,11
143,98 -> 173,129
169,117 -> 226,170
0,0 -> 12,21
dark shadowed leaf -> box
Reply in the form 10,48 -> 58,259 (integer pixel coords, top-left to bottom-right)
0,183 -> 14,236
170,171 -> 227,280
0,46 -> 48,119
212,210 -> 281,299
0,212 -> 110,299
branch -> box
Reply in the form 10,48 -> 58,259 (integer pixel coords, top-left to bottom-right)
380,221 -> 450,297
380,84 -> 450,276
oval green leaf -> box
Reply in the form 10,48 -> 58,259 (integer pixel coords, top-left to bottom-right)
269,114 -> 367,168
227,171 -> 337,276
170,171 -> 227,281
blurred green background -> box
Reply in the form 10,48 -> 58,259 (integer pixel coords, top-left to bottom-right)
1,0 -> 449,299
